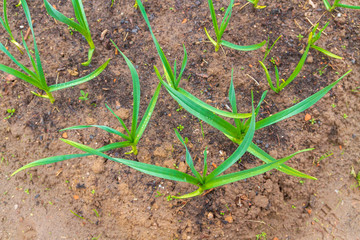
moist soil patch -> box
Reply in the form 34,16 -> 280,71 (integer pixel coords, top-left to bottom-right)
1,0 -> 359,239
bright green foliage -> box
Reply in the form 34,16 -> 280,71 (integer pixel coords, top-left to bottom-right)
44,0 -> 95,66
259,23 -> 343,93
322,0 -> 360,11
79,90 -> 89,101
138,0 -> 354,194
12,42 -> 162,175
204,0 -> 266,52
247,0 -> 266,9
3,108 -> 15,120
0,0 -> 23,53
0,0 -> 110,103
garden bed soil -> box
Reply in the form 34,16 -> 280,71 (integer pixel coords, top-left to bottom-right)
1,0 -> 359,239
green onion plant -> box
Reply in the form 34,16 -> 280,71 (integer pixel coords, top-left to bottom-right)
204,0 -> 266,52
0,0 -> 23,53
44,0 -> 95,66
259,22 -> 342,93
0,0 -> 110,103
322,0 -> 360,11
247,0 -> 266,9
12,41 -> 162,175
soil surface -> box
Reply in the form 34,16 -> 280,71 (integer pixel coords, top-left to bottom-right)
0,0 -> 359,239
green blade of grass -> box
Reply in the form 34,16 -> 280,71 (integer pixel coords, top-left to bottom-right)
160,77 -> 239,139
218,0 -> 234,38
311,45 -> 343,59
205,92 -> 255,182
221,40 -> 266,51
278,42 -> 311,91
136,0 -> 175,86
255,69 -> 352,130
44,0 -> 85,34
203,154 -> 292,190
248,143 -> 316,179
48,59 -> 110,92
110,40 -> 140,139
175,45 -> 187,88
178,88 -> 251,119
322,0 -> 331,10
259,61 -> 278,92
11,141 -> 131,176
61,139 -> 200,185
175,130 -> 203,182
134,82 -> 162,143
105,103 -> 131,138
203,147 -> 208,179
228,69 -> 241,129
207,0 -> 220,41
22,0 -> 47,89
60,125 -> 132,141
0,42 -> 39,81
337,4 -> 360,9
0,64 -> 40,88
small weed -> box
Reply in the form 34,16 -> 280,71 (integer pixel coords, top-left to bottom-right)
343,113 -> 348,119
292,97 -> 300,104
299,180 -> 304,184
315,151 -> 333,165
93,209 -> 100,217
176,105 -> 183,112
220,211 -> 225,216
351,86 -> 360,93
173,163 -> 179,169
177,124 -> 184,131
91,189 -> 95,195
331,103 -> 336,108
169,7 -> 174,11
350,167 -> 360,188
24,189 -> 30,194
4,108 -> 15,120
166,195 -> 174,201
256,232 -> 267,240
155,191 -> 163,197
297,34 -> 304,41
79,90 -> 89,101
292,205 -> 296,209
309,118 -> 316,125
341,45 -> 346,49
219,7 -> 225,12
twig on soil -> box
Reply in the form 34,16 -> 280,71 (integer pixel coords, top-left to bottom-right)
24,20 -> 35,40
294,19 -> 303,30
246,74 -> 259,86
306,13 -> 327,35
123,32 -> 129,41
237,2 -> 250,11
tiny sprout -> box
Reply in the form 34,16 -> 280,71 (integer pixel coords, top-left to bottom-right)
343,113 -> 348,119
166,195 -> 173,201
177,124 -> 184,131
219,7 -> 225,12
309,118 -> 316,125
155,191 -> 163,197
91,189 -> 95,195
299,180 -> 304,184
79,90 -> 89,101
297,34 -> 304,41
4,108 -> 15,120
292,205 -> 296,209
331,103 -> 336,108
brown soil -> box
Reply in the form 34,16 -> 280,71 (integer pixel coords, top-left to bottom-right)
1,0 -> 359,239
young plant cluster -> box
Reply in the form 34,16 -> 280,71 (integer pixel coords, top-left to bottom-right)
5,0 -> 353,199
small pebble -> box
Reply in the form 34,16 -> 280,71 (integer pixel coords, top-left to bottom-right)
14,204 -> 18,210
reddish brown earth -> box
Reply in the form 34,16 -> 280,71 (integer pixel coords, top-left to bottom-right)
0,0 -> 359,239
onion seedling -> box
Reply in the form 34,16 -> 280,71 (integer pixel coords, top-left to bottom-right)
0,0 -> 110,103
12,42 -> 162,176
204,0 -> 266,52
247,0 -> 266,9
0,0 -> 23,53
138,0 -> 353,185
44,0 -> 95,66
259,22 -> 342,93
322,0 -> 360,11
